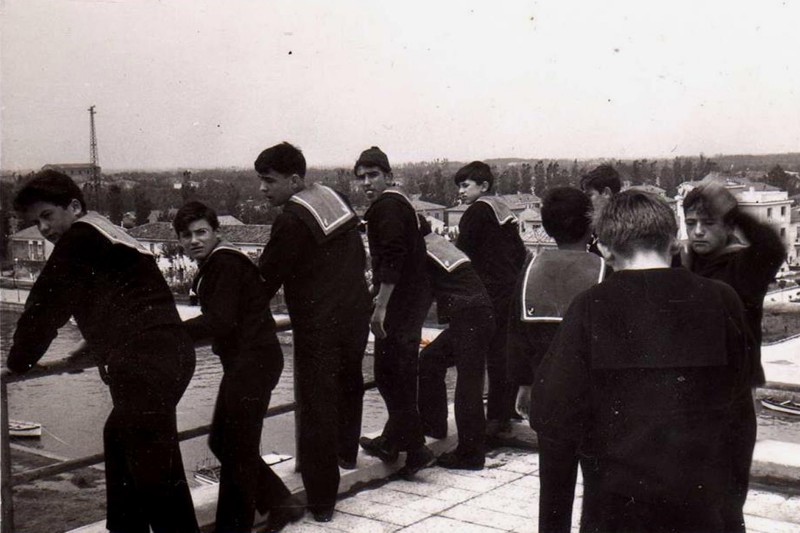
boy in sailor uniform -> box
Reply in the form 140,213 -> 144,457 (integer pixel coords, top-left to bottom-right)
506,187 -> 604,532
532,191 -> 753,533
9,170 -> 199,533
354,146 -> 436,479
174,201 -> 300,533
453,161 -> 527,438
255,143 -> 371,522
416,217 -> 495,470
682,180 -> 785,532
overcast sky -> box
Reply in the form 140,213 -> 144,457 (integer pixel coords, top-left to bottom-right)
1,0 -> 798,171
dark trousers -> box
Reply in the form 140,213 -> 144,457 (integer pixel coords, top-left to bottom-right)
375,309 -> 428,452
104,328 -> 199,533
418,306 -> 494,456
486,296 -> 516,422
537,437 -> 580,533
210,343 -> 289,533
293,318 -> 369,511
721,393 -> 757,533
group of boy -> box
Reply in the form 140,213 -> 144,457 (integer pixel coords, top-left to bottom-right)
508,165 -> 785,532
7,146 -> 785,533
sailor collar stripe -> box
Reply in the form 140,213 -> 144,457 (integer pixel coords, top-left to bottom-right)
476,196 -> 517,225
289,183 -> 355,236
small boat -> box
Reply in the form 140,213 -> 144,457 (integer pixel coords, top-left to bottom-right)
194,465 -> 220,485
8,419 -> 42,438
761,397 -> 800,416
193,453 -> 292,485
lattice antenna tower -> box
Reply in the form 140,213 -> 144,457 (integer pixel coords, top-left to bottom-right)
88,105 -> 100,209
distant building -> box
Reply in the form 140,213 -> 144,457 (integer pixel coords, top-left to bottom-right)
7,225 -> 55,280
41,163 -> 100,183
128,222 -> 271,261
8,226 -> 53,263
217,215 -> 244,226
444,193 -> 542,232
521,226 -> 556,257
410,199 -> 446,222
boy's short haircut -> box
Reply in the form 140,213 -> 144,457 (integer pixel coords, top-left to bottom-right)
682,187 -> 738,226
254,142 -> 307,178
541,187 -> 592,245
595,190 -> 677,257
173,201 -> 220,235
354,146 -> 392,174
580,164 -> 621,195
13,169 -> 87,213
453,161 -> 494,192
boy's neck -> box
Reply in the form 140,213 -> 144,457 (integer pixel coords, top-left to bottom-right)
614,249 -> 671,271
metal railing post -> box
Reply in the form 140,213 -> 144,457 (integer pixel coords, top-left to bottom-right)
1,374 -> 16,533
293,350 -> 302,473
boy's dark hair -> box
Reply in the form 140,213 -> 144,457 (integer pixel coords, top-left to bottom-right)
173,201 -> 220,235
354,146 -> 392,174
453,161 -> 494,192
254,142 -> 306,178
541,187 -> 592,245
682,187 -> 738,226
580,164 -> 621,195
13,169 -> 87,213
595,190 -> 677,256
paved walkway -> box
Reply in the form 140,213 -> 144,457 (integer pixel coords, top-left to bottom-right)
273,448 -> 800,533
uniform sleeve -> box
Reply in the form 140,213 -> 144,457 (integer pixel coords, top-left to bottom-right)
7,226 -> 95,372
718,282 -> 758,394
258,212 -> 312,299
730,211 -> 786,305
507,269 -> 534,385
183,254 -> 247,342
371,200 -> 412,285
531,294 -> 592,448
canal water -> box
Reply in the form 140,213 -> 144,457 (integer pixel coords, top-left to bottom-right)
0,309 -> 393,486
3,308 -> 800,487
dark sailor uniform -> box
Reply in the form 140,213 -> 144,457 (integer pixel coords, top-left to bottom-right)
258,183 -> 371,513
507,249 -> 605,533
456,196 -> 527,424
683,210 -> 785,532
184,242 -> 288,533
8,212 -> 198,533
364,189 -> 432,453
417,227 -> 494,458
532,268 -> 754,533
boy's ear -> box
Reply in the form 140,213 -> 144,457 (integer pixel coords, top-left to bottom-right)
68,198 -> 83,215
601,187 -> 614,199
479,181 -> 490,193
667,237 -> 682,258
290,173 -> 304,189
597,242 -> 615,264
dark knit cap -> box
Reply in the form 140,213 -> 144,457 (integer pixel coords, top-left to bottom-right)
354,146 -> 391,174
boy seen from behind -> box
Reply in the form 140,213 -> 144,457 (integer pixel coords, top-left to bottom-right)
532,190 -> 754,533
507,187 -> 604,532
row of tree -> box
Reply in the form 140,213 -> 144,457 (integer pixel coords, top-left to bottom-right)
2,154 -> 798,267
